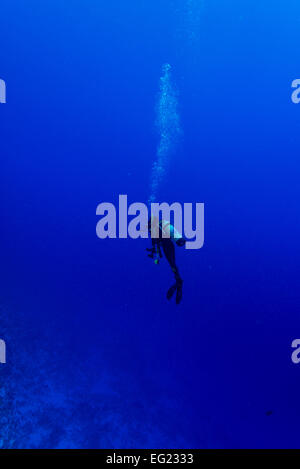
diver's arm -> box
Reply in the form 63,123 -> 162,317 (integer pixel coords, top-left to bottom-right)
146,238 -> 162,261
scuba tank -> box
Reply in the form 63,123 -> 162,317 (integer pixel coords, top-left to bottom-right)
160,220 -> 186,246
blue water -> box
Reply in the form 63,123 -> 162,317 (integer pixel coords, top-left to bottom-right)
1,0 -> 300,449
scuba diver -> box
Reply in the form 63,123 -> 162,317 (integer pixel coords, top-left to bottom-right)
147,217 -> 186,304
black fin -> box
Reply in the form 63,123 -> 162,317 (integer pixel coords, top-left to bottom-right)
176,283 -> 183,304
167,284 -> 177,301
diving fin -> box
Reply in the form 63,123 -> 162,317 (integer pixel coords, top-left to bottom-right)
176,283 -> 183,304
167,280 -> 183,304
167,283 -> 177,301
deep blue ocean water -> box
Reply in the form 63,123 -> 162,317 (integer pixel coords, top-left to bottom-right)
1,0 -> 300,449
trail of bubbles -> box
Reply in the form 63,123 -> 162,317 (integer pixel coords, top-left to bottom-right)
148,64 -> 181,206
184,0 -> 204,44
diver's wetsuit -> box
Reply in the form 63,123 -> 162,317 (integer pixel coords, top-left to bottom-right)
147,220 -> 184,304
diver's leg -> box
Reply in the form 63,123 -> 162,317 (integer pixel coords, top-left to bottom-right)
162,240 -> 183,304
162,240 -> 182,281
161,239 -> 176,268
